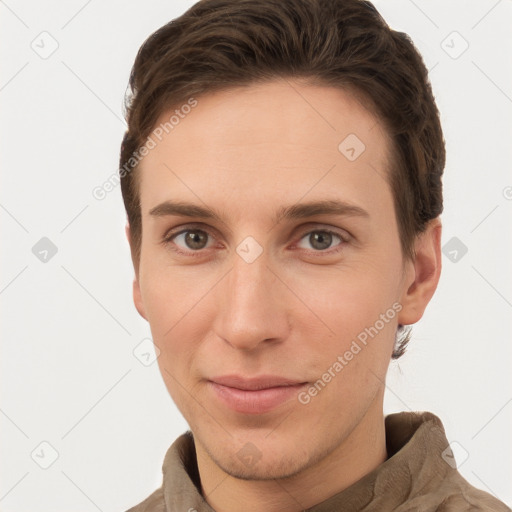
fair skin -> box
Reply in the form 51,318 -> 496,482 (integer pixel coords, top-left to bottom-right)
127,79 -> 442,512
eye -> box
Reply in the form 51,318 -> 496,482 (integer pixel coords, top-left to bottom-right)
296,229 -> 346,252
164,228 -> 215,253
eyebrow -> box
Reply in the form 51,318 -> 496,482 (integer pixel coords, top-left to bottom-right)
148,199 -> 369,225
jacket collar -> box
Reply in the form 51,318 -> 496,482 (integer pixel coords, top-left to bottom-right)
160,412 -> 457,511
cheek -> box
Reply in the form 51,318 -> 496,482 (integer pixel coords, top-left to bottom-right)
139,256 -> 210,336
138,265 -> 207,386
284,264 -> 401,396
288,261 -> 401,338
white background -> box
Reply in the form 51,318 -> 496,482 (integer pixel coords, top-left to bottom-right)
1,0 -> 511,510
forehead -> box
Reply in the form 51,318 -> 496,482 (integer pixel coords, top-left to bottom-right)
137,79 -> 393,220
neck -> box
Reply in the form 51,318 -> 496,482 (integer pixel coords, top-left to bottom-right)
195,393 -> 387,512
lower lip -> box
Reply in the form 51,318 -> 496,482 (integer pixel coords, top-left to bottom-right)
208,381 -> 308,414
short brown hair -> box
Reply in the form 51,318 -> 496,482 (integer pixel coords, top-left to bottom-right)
119,0 -> 445,357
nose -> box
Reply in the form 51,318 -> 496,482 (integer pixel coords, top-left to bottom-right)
212,252 -> 290,351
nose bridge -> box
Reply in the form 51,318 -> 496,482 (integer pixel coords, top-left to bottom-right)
213,249 -> 287,350
230,253 -> 271,308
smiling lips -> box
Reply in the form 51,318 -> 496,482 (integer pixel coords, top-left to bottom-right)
208,375 -> 308,414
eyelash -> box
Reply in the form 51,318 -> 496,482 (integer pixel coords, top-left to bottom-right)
161,224 -> 349,258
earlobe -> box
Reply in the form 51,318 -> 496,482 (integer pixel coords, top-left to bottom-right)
125,223 -> 148,321
397,218 -> 442,326
125,223 -> 131,246
133,276 -> 148,321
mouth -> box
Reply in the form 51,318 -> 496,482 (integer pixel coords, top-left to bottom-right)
207,375 -> 309,414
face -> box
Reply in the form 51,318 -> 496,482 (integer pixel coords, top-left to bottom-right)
130,79 -> 433,481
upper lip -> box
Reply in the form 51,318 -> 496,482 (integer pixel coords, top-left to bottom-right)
209,375 -> 306,391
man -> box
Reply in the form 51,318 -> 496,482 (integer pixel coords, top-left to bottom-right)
119,0 -> 510,510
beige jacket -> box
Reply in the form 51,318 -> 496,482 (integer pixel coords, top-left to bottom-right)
126,412 -> 510,511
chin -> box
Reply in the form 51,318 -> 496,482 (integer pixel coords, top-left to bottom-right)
214,448 -> 312,481
197,426 -> 328,482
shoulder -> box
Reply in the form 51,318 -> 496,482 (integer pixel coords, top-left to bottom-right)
396,474 -> 511,512
124,432 -> 196,512
124,486 -> 166,512
434,480 -> 511,512
385,412 -> 510,512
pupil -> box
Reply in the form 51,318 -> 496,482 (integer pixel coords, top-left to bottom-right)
186,231 -> 207,249
311,231 -> 332,250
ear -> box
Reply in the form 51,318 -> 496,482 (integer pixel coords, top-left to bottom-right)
397,218 -> 442,325
125,223 -> 147,321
